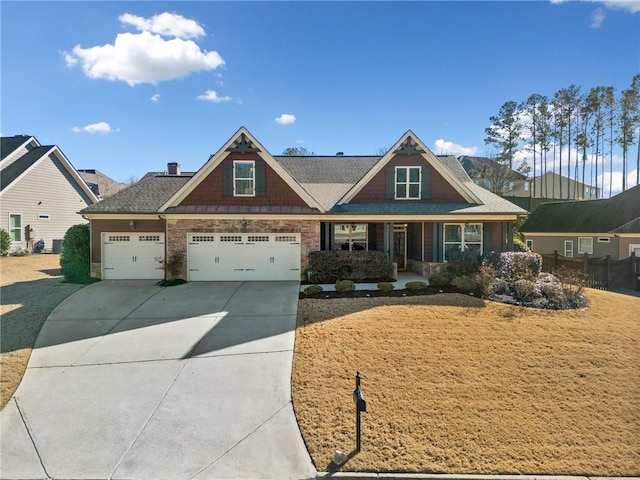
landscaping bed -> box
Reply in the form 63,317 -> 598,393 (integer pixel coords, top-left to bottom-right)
292,289 -> 640,475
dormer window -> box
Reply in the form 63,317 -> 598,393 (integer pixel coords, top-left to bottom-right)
395,167 -> 421,199
234,161 -> 255,196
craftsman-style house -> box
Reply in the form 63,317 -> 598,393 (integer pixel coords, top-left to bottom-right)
81,128 -> 526,280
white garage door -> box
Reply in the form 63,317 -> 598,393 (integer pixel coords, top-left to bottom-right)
102,233 -> 165,280
187,233 -> 301,281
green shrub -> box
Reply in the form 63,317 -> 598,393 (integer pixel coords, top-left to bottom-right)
60,224 -> 91,283
303,285 -> 324,295
513,238 -> 531,252
405,281 -> 428,291
0,229 -> 11,256
377,282 -> 395,292
307,250 -> 393,283
446,250 -> 480,276
428,272 -> 452,288
335,279 -> 356,292
451,275 -> 478,293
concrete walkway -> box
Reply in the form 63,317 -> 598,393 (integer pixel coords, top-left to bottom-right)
0,280 -> 315,480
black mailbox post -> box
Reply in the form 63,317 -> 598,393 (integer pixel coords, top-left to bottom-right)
353,371 -> 366,451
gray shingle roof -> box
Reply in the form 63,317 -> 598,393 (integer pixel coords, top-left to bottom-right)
84,153 -> 527,216
520,185 -> 640,233
275,156 -> 379,183
81,175 -> 191,213
0,146 -> 51,190
0,135 -> 32,161
77,169 -> 127,198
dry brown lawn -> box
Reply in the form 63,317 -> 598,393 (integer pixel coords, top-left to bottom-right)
292,290 -> 640,475
0,254 -> 85,409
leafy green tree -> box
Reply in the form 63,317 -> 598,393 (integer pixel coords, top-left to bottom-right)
282,147 -> 315,156
484,101 -> 523,170
0,229 -> 11,256
60,224 -> 91,282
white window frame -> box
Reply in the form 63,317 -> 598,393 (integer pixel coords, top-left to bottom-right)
443,223 -> 483,261
395,166 -> 421,200
334,224 -> 368,251
578,237 -> 593,255
564,240 -> 574,257
629,244 -> 640,257
233,160 -> 255,197
526,239 -> 533,250
9,213 -> 22,242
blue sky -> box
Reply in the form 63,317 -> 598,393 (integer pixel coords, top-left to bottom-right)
2,1 -> 639,195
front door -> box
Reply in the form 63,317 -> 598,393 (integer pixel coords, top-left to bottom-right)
393,225 -> 407,271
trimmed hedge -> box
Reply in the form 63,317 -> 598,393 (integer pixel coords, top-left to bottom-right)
335,279 -> 356,292
303,285 -> 324,295
307,250 -> 394,284
60,224 -> 91,282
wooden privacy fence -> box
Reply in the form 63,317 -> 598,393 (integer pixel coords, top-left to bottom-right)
541,251 -> 640,291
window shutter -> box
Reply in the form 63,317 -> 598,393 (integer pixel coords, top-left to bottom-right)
421,165 -> 431,200
385,167 -> 395,199
255,161 -> 266,196
223,160 -> 233,196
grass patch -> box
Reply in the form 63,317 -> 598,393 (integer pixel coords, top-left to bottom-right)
292,290 -> 640,475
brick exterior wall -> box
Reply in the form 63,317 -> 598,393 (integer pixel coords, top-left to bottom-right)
180,153 -> 308,207
351,154 -> 466,203
166,218 -> 320,279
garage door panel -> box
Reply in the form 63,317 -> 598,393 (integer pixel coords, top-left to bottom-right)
103,233 -> 165,280
187,233 -> 300,281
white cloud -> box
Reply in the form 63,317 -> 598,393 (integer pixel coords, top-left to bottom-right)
432,139 -> 478,156
590,7 -> 607,27
597,169 -> 638,196
64,12 -> 224,86
275,114 -> 296,125
599,0 -> 640,13
150,93 -> 160,102
197,89 -> 232,103
72,122 -> 117,134
119,12 -> 205,39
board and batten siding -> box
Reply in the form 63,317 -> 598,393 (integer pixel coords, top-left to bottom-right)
0,152 -> 94,251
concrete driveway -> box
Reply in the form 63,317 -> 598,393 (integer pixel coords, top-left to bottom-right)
0,280 -> 315,480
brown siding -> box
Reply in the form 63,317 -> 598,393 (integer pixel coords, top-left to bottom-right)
166,218 -> 320,279
91,219 -> 165,264
351,154 -> 466,203
179,154 -> 307,207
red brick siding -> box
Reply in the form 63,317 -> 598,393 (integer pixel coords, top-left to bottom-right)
179,154 -> 307,207
166,218 -> 320,279
351,154 -> 466,203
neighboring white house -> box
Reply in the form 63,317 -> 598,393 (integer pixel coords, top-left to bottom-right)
0,135 -> 98,252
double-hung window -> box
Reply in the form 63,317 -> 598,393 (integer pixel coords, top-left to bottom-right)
564,240 -> 574,257
443,223 -> 482,261
234,161 -> 255,196
578,237 -> 593,255
395,167 -> 421,199
9,214 -> 22,242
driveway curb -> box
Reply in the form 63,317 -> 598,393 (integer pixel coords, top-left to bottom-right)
317,474 -> 639,480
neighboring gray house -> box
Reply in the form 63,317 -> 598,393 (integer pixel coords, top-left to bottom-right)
0,135 -> 98,252
507,171 -> 599,201
520,185 -> 640,260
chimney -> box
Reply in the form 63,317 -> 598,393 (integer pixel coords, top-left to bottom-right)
167,162 -> 180,175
